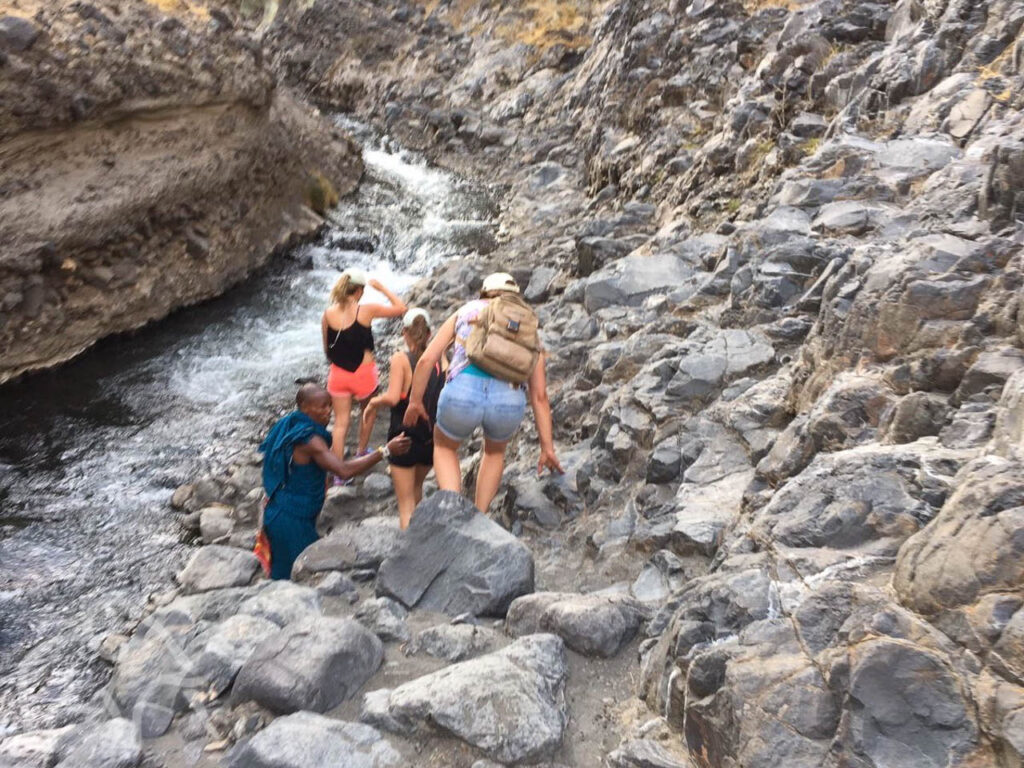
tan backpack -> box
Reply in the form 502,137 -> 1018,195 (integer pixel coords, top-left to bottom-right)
466,293 -> 541,384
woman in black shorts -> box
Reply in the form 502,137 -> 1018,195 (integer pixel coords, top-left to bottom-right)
362,308 -> 444,529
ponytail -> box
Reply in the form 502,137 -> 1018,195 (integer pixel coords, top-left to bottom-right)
330,274 -> 361,306
405,315 -> 431,356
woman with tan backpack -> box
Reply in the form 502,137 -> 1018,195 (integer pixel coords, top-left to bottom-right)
403,272 -> 563,513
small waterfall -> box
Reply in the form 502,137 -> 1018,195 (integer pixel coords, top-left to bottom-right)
0,127 -> 495,731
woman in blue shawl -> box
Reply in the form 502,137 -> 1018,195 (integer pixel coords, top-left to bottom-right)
260,384 -> 410,579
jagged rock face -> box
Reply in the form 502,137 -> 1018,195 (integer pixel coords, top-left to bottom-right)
256,0 -> 1023,763
9,0 -> 1022,763
0,0 -> 362,384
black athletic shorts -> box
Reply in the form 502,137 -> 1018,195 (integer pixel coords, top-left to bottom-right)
388,433 -> 433,468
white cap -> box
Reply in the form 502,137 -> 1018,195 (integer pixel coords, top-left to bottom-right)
481,272 -> 519,294
403,307 -> 430,328
342,267 -> 368,286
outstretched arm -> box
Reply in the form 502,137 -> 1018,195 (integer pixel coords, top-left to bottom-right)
403,314 -> 456,427
301,434 -> 411,479
361,278 -> 408,320
529,353 -> 564,476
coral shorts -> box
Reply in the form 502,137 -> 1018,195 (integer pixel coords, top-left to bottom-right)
327,361 -> 379,400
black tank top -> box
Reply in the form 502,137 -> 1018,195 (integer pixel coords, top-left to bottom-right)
326,320 -> 374,372
389,352 -> 443,443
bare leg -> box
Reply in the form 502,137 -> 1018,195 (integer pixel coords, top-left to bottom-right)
355,395 -> 375,455
391,466 -> 417,530
414,464 -> 430,506
433,427 -> 462,493
331,394 -> 353,459
475,437 -> 508,513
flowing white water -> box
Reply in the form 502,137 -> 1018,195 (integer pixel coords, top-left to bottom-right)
0,133 -> 495,734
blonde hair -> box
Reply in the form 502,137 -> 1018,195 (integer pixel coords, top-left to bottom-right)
404,315 -> 431,356
330,274 -> 363,306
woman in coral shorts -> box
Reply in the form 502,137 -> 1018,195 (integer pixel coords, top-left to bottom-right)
321,268 -> 406,465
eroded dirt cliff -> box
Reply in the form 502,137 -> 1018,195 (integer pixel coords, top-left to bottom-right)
0,0 -> 362,383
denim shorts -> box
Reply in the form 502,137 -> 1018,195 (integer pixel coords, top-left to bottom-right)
436,370 -> 527,442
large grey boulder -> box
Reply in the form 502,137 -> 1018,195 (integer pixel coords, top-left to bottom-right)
505,592 -> 643,658
176,545 -> 260,594
842,639 -> 976,767
232,617 -> 383,714
189,613 -> 280,698
293,517 -> 402,580
224,712 -> 401,768
376,492 -> 534,617
53,719 -> 141,768
362,634 -> 568,764
107,583 -> 323,736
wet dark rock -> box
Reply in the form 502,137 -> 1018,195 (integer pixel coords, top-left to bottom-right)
376,491 -> 534,617
232,617 -> 383,714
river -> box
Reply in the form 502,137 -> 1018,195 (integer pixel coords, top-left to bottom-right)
0,126 -> 495,735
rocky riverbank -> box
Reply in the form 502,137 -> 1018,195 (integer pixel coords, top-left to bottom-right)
3,0 -> 1024,766
0,0 -> 362,384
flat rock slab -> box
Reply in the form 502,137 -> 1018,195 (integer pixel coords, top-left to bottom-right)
224,712 -> 401,768
376,491 -> 534,617
362,634 -> 568,764
177,545 -> 259,594
232,617 -> 383,714
506,592 -> 644,657
54,718 -> 141,768
0,726 -> 75,768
